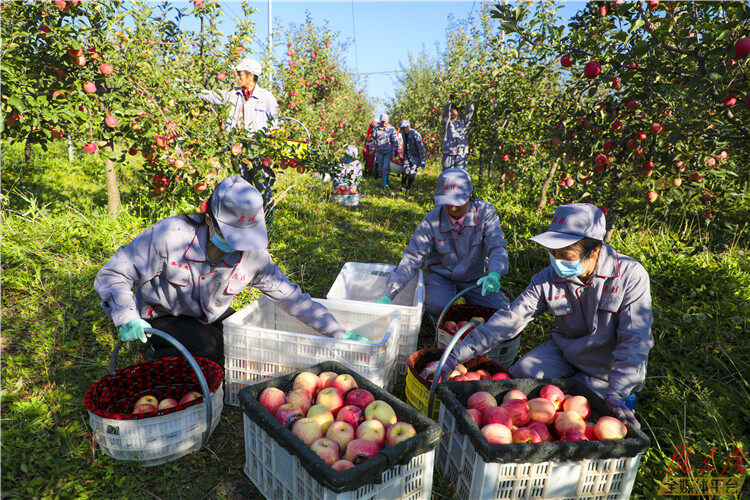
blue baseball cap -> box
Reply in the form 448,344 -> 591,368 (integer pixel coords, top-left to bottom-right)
529,203 -> 606,249
400,119 -> 410,128
345,144 -> 358,158
211,175 -> 268,251
434,168 -> 473,206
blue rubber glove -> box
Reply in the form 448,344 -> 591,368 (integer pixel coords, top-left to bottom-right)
605,390 -> 641,430
119,319 -> 150,343
476,272 -> 502,296
343,331 -> 370,343
375,295 -> 392,304
437,351 -> 461,383
420,161 -> 426,169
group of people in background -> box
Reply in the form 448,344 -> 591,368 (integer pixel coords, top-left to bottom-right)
99,58 -> 651,433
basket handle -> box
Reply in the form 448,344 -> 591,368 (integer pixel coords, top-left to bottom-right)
427,320 -> 481,419
433,284 -> 513,347
109,328 -> 214,449
278,116 -> 311,142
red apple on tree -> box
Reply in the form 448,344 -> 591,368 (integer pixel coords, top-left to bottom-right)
99,63 -> 113,75
583,61 -> 601,79
83,82 -> 97,94
560,54 -> 572,68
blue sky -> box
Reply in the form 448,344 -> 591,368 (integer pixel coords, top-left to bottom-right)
179,1 -> 583,114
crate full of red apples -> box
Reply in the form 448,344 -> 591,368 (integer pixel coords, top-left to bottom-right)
239,361 -> 441,499
435,379 -> 650,499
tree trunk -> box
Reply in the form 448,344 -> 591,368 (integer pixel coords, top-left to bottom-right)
67,134 -> 75,162
536,158 -> 559,213
24,138 -> 32,163
104,144 -> 121,216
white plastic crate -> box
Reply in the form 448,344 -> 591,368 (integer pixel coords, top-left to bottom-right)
326,262 -> 424,375
437,329 -> 521,369
88,387 -> 223,467
436,402 -> 642,499
222,297 -> 400,405
243,413 -> 435,500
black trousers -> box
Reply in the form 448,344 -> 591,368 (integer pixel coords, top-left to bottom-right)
148,308 -> 235,364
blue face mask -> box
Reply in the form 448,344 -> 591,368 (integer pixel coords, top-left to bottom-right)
549,253 -> 585,278
209,224 -> 237,253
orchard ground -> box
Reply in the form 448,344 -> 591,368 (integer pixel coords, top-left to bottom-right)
1,141 -> 749,498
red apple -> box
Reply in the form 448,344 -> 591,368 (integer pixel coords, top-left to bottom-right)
647,0 -> 658,9
650,122 -> 663,135
583,61 -> 601,79
344,439 -> 380,464
99,63 -> 113,75
528,398 -> 556,424
463,372 -> 482,381
513,427 -> 542,443
474,369 -> 491,380
562,429 -> 589,441
217,72 -> 226,81
332,374 -> 358,395
292,417 -> 323,446
501,399 -> 531,427
690,172 -> 703,181
466,408 -> 483,427
594,416 -> 628,440
83,81 -> 97,94
83,142 -> 97,154
326,421 -> 356,454
502,390 -> 527,403
356,419 -> 385,447
275,404 -> 304,429
293,372 -> 320,396
562,395 -> 591,419
179,391 -> 202,405
337,405 -> 364,428
104,115 -> 118,128
482,406 -> 513,428
134,395 -> 158,409
610,120 -> 623,132
231,143 -> 242,156
645,190 -> 658,203
345,389 -> 375,410
316,388 -> 345,416
526,421 -> 552,442
733,37 -> 750,59
491,372 -> 510,380
133,403 -> 157,414
481,424 -> 513,445
584,423 -> 597,440
259,387 -> 286,416
554,410 -> 586,436
364,401 -> 397,427
560,54 -> 572,68
287,389 -> 312,415
467,392 -> 497,413
318,371 -> 339,390
332,459 -> 355,471
193,182 -> 207,194
539,385 -> 565,410
158,398 -> 177,410
724,93 -> 737,107
310,438 -> 339,465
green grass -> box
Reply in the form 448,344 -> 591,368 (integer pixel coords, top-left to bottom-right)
1,142 -> 748,499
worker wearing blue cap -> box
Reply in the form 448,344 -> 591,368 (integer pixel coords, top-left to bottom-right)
95,176 -> 363,363
441,96 -> 474,170
375,168 -> 510,316
438,203 -> 653,429
399,119 -> 425,194
371,113 -> 399,188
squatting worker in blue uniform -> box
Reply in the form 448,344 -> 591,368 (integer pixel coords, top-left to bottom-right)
399,119 -> 425,194
198,58 -> 280,225
375,168 -> 510,316
441,95 -> 474,171
95,176 -> 364,364
371,113 -> 399,188
439,204 -> 653,428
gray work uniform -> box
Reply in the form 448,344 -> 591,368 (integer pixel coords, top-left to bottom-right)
94,215 -> 345,338
371,123 -> 398,181
453,243 -> 653,399
402,129 -> 426,175
441,102 -> 474,170
199,85 -> 278,133
385,199 -> 510,316
334,156 -> 363,188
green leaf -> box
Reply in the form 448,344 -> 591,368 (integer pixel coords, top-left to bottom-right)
630,19 -> 645,33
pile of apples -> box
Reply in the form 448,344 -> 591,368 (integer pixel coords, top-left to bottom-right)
440,316 -> 485,336
259,371 -> 417,471
421,360 -> 510,382
462,384 -> 629,444
131,391 -> 202,415
333,185 -> 359,195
